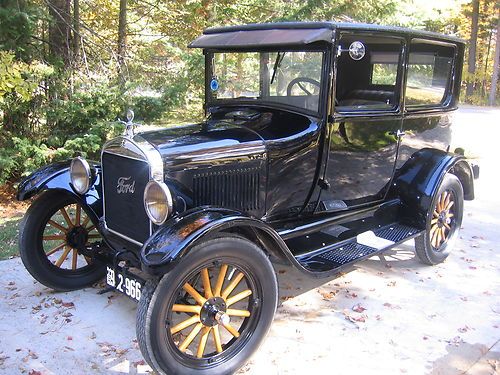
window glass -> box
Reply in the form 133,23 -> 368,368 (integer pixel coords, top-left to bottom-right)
212,51 -> 324,112
406,42 -> 454,106
372,64 -> 398,85
335,35 -> 403,112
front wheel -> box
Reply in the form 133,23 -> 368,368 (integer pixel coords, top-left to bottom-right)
137,236 -> 278,375
415,174 -> 464,265
19,191 -> 105,291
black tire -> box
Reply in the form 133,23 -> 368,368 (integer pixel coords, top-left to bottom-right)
137,236 -> 278,375
415,174 -> 464,265
136,279 -> 158,369
19,190 -> 105,291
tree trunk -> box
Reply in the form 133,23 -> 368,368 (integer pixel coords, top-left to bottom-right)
73,0 -> 80,64
117,0 -> 127,83
48,0 -> 71,67
489,15 -> 500,106
466,0 -> 480,98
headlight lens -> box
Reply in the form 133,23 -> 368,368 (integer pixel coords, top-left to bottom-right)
70,157 -> 91,194
144,180 -> 173,225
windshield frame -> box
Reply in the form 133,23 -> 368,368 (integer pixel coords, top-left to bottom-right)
204,45 -> 331,118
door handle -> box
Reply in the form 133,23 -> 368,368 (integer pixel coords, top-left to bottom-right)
389,129 -> 406,137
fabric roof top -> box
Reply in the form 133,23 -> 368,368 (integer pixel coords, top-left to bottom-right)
188,28 -> 333,49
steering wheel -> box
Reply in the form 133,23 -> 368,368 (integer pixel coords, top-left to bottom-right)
286,77 -> 321,96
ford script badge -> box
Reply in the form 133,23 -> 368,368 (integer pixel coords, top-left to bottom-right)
117,176 -> 136,194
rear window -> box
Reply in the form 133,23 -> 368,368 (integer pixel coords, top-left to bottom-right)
406,41 -> 455,107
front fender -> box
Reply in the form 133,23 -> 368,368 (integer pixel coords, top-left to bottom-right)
140,207 -> 299,275
17,160 -> 104,221
389,148 -> 475,228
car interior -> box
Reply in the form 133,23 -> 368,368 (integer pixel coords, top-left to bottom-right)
335,34 -> 404,111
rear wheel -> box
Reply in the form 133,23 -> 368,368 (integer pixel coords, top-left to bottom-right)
415,174 -> 464,265
19,191 -> 105,291
137,236 -> 277,375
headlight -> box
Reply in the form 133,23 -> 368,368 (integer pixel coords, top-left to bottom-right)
70,157 -> 91,194
144,180 -> 173,225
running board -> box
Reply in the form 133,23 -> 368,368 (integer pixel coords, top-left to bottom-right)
296,223 -> 422,273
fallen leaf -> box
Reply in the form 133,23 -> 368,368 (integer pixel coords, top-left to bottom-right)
133,360 -> 145,367
383,302 -> 401,310
278,269 -> 286,274
387,281 -> 397,287
352,304 -> 366,313
319,290 -> 335,300
28,371 -> 41,375
90,332 -> 96,340
61,302 -> 74,308
458,326 -> 470,333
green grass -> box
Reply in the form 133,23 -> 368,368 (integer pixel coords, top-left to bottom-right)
0,216 -> 22,260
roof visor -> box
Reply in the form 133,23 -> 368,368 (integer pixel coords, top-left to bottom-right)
189,28 -> 333,49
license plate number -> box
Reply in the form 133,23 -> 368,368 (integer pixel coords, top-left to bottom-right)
106,266 -> 142,301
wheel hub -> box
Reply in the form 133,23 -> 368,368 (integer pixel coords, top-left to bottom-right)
66,226 -> 88,248
200,297 -> 227,327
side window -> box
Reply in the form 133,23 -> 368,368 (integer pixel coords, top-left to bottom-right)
335,34 -> 403,112
406,41 -> 454,107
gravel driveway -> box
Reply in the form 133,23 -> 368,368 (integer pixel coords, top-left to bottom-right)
0,106 -> 499,375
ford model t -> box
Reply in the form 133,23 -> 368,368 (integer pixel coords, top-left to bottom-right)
17,22 -> 477,374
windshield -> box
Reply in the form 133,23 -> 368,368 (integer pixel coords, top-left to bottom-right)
208,51 -> 325,113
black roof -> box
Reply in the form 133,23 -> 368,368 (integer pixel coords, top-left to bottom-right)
189,21 -> 464,49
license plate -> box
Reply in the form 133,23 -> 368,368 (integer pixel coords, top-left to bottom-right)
106,266 -> 142,301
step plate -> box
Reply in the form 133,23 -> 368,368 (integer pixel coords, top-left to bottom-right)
298,223 -> 421,272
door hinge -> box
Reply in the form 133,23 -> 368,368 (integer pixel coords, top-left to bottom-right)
318,178 -> 330,190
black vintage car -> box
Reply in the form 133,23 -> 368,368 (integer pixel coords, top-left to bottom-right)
17,22 -> 478,374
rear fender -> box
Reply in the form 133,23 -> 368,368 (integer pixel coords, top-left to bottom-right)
389,148 -> 474,228
17,160 -> 103,222
140,207 -> 299,275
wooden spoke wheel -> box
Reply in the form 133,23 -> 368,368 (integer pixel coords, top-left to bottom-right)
19,191 -> 106,291
429,189 -> 456,250
42,202 -> 101,270
415,174 -> 464,265
137,236 -> 278,375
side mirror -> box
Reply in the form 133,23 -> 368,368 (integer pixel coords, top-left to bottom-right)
337,41 -> 366,61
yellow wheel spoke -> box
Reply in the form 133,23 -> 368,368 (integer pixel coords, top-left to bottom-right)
443,222 -> 451,230
178,323 -> 203,352
433,210 -> 439,218
86,225 -> 96,232
441,227 -> 447,241
222,323 -> 240,338
46,242 -> 66,256
183,283 -> 207,305
214,264 -> 228,297
48,220 -> 68,233
82,216 -> 90,228
59,207 -> 73,227
170,315 -> 199,335
226,308 -> 251,317
221,272 -> 245,300
436,229 -> 442,247
71,248 -> 78,270
443,192 -> 450,211
201,268 -> 213,299
87,234 -> 101,239
196,327 -> 211,358
172,304 -> 202,314
431,218 -> 438,225
43,234 -> 66,241
431,228 -> 439,248
212,325 -> 223,353
55,246 -> 72,267
445,200 -> 454,211
226,289 -> 252,307
75,205 -> 81,226
447,213 -> 454,218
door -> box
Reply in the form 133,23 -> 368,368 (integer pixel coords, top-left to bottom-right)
321,32 -> 405,210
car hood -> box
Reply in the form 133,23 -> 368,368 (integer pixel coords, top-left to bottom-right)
137,113 -> 269,168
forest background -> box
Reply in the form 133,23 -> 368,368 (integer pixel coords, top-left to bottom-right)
0,0 -> 499,185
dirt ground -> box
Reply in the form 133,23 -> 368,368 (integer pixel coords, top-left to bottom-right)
0,106 -> 498,375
